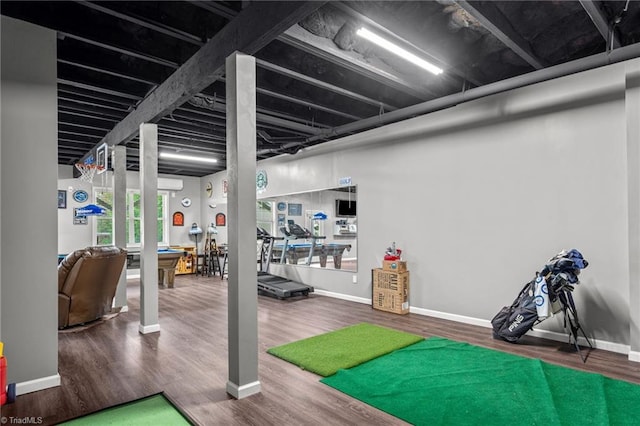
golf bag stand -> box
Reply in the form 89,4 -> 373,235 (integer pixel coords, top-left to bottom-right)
557,290 -> 593,362
492,248 -> 592,362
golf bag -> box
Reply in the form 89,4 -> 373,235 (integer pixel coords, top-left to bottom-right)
491,279 -> 539,342
492,249 -> 591,359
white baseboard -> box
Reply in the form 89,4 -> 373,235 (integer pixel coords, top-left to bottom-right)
226,380 -> 261,399
410,306 -> 490,328
16,373 -> 61,395
138,323 -> 160,334
629,350 -> 640,362
313,289 -> 370,305
317,291 -> 634,358
119,305 -> 129,313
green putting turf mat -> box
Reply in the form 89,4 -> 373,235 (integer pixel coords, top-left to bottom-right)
60,393 -> 193,425
321,337 -> 640,425
267,322 -> 424,377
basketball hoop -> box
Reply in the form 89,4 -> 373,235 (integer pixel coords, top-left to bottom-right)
75,163 -> 104,183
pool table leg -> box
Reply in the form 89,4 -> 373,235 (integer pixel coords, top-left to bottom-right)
288,251 -> 300,264
333,255 -> 342,269
158,268 -> 176,288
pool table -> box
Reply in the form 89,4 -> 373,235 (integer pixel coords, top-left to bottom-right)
272,243 -> 352,269
127,248 -> 186,288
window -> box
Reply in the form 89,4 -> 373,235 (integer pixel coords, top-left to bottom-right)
257,200 -> 274,236
95,188 -> 168,247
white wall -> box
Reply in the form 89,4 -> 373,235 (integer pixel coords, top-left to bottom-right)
1,16 -> 60,392
204,58 -> 637,348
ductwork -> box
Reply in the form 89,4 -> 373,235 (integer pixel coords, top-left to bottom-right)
257,42 -> 640,157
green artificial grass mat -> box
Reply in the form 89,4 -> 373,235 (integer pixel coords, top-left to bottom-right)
321,337 -> 640,425
61,393 -> 193,425
267,322 -> 424,377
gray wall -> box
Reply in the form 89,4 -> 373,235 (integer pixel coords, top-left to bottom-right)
1,16 -> 59,391
204,58 -> 638,350
57,165 -> 202,251
200,178 -> 229,245
58,178 -> 93,254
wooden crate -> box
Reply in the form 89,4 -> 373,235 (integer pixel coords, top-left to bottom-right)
171,246 -> 197,274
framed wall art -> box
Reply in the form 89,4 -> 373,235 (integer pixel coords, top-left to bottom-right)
288,203 -> 302,216
58,190 -> 67,209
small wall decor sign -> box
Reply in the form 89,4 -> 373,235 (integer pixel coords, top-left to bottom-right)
215,212 -> 226,227
256,170 -> 268,192
73,208 -> 87,225
172,211 -> 185,226
73,190 -> 89,203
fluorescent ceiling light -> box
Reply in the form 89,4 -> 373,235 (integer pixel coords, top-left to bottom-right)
356,27 -> 443,76
160,152 -> 218,164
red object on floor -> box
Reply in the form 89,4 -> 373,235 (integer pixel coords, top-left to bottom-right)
1,345 -> 7,406
1,341 -> 15,406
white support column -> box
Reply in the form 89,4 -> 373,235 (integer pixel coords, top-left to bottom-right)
627,61 -> 640,362
225,52 -> 261,399
139,123 -> 160,334
113,145 -> 128,310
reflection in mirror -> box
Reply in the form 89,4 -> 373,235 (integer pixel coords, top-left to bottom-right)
257,186 -> 357,272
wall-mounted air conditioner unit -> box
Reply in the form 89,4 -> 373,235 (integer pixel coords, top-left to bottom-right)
158,178 -> 184,191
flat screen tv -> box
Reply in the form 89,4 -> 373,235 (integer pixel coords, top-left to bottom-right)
336,199 -> 357,217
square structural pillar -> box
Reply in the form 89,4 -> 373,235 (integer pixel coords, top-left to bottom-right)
139,123 -> 160,334
225,51 -> 261,399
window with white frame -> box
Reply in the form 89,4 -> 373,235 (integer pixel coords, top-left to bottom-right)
94,188 -> 169,247
257,200 -> 274,236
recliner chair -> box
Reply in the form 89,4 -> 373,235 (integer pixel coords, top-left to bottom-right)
58,246 -> 127,329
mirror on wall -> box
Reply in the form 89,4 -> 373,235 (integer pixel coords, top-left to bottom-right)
258,186 -> 357,272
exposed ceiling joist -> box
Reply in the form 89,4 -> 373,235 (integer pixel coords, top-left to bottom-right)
88,1 -> 326,155
185,0 -> 236,21
256,58 -> 397,111
58,86 -> 134,108
58,59 -> 158,86
281,24 -> 435,100
188,95 -> 326,135
579,0 -> 621,49
454,1 -> 545,70
58,79 -> 142,101
59,108 -> 120,123
76,1 -> 204,46
59,32 -> 179,69
256,87 -> 362,121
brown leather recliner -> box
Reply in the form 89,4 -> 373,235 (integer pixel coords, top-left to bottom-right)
58,246 -> 127,329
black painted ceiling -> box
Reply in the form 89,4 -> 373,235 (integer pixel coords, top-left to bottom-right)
2,1 -> 640,177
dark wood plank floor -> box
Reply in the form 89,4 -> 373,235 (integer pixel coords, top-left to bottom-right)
4,274 -> 640,425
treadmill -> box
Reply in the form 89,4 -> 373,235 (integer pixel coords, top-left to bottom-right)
256,227 -> 314,299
